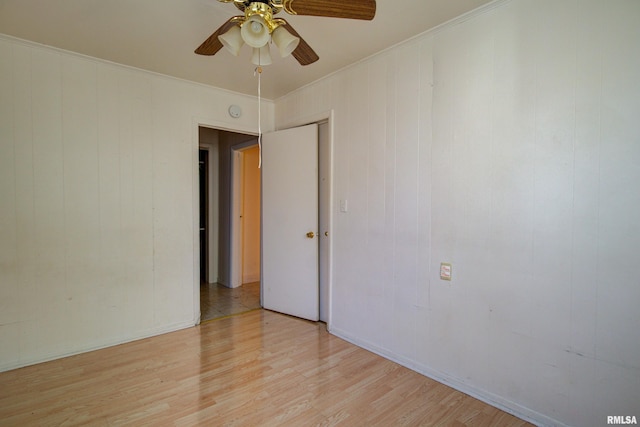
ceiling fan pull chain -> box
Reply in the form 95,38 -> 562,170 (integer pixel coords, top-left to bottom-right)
254,65 -> 263,168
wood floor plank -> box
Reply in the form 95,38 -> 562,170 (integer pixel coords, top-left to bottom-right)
0,310 -> 533,426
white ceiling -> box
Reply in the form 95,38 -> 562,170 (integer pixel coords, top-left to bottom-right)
0,0 -> 494,99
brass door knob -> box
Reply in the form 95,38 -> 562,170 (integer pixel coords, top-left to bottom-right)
306,231 -> 316,238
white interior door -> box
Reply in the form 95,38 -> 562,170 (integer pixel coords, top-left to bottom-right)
262,124 -> 319,321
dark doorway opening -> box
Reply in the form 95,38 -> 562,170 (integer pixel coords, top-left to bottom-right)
199,149 -> 208,280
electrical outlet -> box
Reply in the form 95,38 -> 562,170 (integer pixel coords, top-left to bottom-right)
440,263 -> 452,281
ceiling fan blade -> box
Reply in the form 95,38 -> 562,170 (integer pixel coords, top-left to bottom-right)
195,18 -> 240,55
285,0 -> 376,20
281,20 -> 319,66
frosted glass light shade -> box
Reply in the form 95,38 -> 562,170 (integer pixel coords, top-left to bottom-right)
218,25 -> 244,56
251,45 -> 272,66
241,15 -> 270,48
272,26 -> 299,58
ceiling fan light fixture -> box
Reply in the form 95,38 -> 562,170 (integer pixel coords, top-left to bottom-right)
272,26 -> 299,58
251,45 -> 272,66
218,25 -> 244,56
241,15 -> 271,48
199,0 -> 378,65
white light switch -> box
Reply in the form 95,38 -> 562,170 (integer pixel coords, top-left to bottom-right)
340,199 -> 348,213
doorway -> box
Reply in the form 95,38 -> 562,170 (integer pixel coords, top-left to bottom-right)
199,149 -> 208,281
199,127 -> 261,321
197,119 -> 331,323
230,142 -> 262,289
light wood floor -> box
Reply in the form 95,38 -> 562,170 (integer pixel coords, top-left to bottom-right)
0,310 -> 533,426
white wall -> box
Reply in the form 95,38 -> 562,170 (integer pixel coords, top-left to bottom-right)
0,35 -> 274,371
275,1 -> 640,426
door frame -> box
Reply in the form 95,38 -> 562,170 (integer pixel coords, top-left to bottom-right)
192,119 -> 258,325
192,111 -> 334,328
276,110 -> 334,327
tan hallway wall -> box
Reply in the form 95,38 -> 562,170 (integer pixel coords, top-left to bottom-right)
242,146 -> 261,284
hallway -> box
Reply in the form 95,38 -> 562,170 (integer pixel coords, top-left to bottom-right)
200,281 -> 261,322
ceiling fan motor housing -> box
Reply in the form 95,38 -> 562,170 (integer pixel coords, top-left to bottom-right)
234,0 -> 283,16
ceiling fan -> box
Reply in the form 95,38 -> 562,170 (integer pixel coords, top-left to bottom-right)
195,0 -> 376,66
